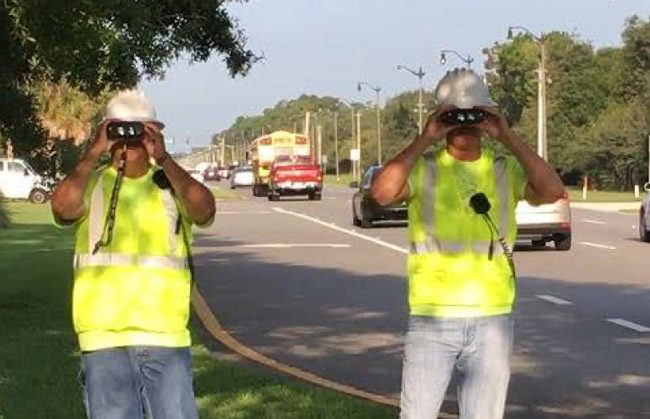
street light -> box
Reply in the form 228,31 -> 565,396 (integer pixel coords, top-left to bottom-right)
508,25 -> 548,161
357,81 -> 382,165
397,64 -> 427,134
439,49 -> 474,68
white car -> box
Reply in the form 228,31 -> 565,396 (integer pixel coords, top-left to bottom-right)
640,183 -> 650,242
516,196 -> 572,250
186,168 -> 205,184
230,167 -> 254,189
0,158 -> 49,204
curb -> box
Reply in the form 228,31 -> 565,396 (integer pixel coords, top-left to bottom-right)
191,286 -> 400,409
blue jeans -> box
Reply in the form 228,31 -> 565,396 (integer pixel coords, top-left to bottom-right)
399,314 -> 513,419
79,346 -> 199,419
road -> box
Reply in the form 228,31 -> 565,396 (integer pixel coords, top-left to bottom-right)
193,182 -> 650,418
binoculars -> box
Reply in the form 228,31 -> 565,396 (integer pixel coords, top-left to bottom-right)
106,121 -> 145,141
439,108 -> 487,126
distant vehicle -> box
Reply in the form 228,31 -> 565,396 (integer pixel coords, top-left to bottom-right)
230,166 -> 255,189
268,156 -> 322,201
217,167 -> 228,179
186,168 -> 205,184
249,131 -> 311,197
202,165 -> 220,181
0,158 -> 51,204
515,195 -> 572,250
640,183 -> 650,242
352,166 -> 407,228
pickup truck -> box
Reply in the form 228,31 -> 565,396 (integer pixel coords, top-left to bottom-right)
268,157 -> 323,201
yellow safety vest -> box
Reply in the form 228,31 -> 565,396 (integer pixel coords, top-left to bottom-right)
407,149 -> 526,318
72,166 -> 193,351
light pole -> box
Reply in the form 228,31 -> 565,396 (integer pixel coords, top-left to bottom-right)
508,25 -> 548,161
397,64 -> 426,134
333,111 -> 339,180
356,111 -> 362,182
357,81 -> 382,165
439,49 -> 474,69
339,99 -> 358,181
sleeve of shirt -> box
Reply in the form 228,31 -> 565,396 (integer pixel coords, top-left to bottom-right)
407,155 -> 424,204
51,173 -> 98,229
507,156 -> 528,203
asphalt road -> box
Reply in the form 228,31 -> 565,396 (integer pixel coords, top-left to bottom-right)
194,182 -> 650,418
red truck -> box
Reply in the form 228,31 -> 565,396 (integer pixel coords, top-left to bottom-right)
268,156 -> 323,201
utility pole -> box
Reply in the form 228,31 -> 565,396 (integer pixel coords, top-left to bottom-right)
317,125 -> 323,167
220,136 -> 225,167
538,42 -> 548,161
356,111 -> 362,183
333,111 -> 339,180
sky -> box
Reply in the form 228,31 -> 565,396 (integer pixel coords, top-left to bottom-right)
139,0 -> 650,152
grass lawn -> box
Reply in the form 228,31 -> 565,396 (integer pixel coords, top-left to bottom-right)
324,173 -> 356,188
566,186 -> 644,203
210,184 -> 246,201
0,202 -> 394,418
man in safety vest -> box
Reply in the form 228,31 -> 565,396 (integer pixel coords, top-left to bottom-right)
371,69 -> 565,418
51,90 -> 215,419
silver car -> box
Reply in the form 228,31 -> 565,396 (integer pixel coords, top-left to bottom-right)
516,196 -> 572,250
640,183 -> 650,242
230,167 -> 255,189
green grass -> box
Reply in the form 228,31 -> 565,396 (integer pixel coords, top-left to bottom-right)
566,186 -> 644,202
324,173 -> 356,188
0,202 -> 394,419
210,185 -> 246,201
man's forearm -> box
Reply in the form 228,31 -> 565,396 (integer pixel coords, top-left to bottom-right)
370,135 -> 431,205
51,148 -> 102,222
159,156 -> 216,225
502,130 -> 565,204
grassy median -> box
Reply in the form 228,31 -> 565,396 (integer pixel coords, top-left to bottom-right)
0,201 -> 394,419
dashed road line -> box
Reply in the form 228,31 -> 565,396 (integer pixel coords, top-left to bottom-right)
536,294 -> 573,305
605,318 -> 650,333
578,241 -> 617,250
581,219 -> 607,225
239,243 -> 351,249
272,207 -> 408,254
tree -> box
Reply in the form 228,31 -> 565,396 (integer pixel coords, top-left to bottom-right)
1,0 -> 257,157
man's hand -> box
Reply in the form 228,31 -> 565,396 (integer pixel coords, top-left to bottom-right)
477,107 -> 511,141
420,106 -> 456,144
89,120 -> 113,156
144,123 -> 167,162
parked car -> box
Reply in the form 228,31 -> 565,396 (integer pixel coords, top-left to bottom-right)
352,166 -> 407,228
640,182 -> 650,242
202,165 -> 221,181
515,194 -> 572,250
230,166 -> 255,189
0,158 -> 51,204
218,166 -> 232,180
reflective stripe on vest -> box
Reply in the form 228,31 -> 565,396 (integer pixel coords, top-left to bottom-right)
81,175 -> 184,268
75,253 -> 189,270
411,153 -> 511,256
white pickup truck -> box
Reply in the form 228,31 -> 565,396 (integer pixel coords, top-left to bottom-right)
0,158 -> 50,204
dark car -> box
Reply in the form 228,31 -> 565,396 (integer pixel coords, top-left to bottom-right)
352,166 -> 408,228
203,165 -> 221,181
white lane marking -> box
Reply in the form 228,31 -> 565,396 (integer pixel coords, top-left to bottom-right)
606,318 -> 650,333
581,219 -> 607,225
536,294 -> 573,305
239,244 -> 351,249
273,207 -> 408,254
579,241 -> 617,250
218,211 -> 272,215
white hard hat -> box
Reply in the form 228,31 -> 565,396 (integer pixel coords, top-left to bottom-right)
104,89 -> 164,128
434,68 -> 497,109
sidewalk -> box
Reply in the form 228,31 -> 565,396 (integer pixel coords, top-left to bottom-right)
571,201 -> 641,212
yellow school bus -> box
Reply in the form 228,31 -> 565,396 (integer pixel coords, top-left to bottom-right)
249,131 -> 311,196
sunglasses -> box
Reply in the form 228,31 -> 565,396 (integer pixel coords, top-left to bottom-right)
439,108 -> 487,126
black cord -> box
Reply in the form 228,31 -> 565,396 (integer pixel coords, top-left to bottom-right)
92,144 -> 128,255
481,213 -> 516,278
